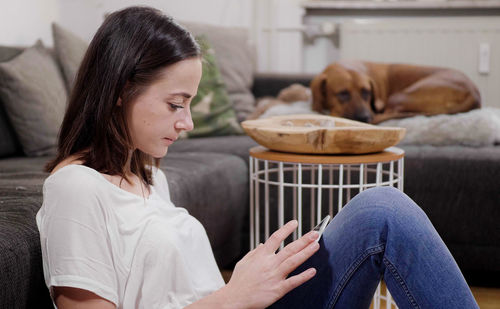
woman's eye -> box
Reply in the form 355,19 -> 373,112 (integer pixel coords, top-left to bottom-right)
168,103 -> 183,111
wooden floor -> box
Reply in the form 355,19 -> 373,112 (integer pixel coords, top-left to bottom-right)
220,270 -> 500,308
470,286 -> 500,309
368,282 -> 500,309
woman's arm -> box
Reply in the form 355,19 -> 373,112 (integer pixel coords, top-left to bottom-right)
186,220 -> 320,309
53,287 -> 117,309
52,220 -> 318,309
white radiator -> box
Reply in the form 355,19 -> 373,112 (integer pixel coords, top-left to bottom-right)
339,17 -> 500,108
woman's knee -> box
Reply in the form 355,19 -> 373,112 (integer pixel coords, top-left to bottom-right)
347,187 -> 416,211
342,186 -> 428,226
323,187 -> 433,249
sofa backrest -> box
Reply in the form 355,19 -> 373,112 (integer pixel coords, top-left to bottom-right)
0,46 -> 24,158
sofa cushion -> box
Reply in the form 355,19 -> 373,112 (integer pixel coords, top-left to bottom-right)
185,35 -> 243,138
0,155 -> 54,308
0,40 -> 67,157
0,101 -> 22,158
168,135 -> 258,164
182,21 -> 257,122
0,46 -> 24,158
52,23 -> 88,92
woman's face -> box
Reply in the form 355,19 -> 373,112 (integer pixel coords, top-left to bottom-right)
124,57 -> 202,158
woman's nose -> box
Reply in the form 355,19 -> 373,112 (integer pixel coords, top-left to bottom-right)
175,110 -> 194,132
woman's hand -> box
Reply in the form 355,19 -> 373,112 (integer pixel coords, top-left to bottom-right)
224,220 -> 320,309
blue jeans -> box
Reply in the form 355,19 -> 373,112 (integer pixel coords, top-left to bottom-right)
268,186 -> 479,309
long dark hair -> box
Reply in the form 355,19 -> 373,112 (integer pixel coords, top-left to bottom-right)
45,6 -> 201,186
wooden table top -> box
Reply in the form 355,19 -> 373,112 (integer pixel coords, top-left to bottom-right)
249,146 -> 404,164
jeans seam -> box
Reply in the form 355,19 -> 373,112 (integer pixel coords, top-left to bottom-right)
383,256 -> 420,309
326,244 -> 385,309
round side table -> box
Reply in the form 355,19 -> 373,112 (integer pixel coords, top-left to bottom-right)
249,146 -> 405,308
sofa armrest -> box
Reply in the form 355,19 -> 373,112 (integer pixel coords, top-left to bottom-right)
251,72 -> 315,99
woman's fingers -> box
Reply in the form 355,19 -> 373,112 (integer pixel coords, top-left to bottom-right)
281,268 -> 317,295
278,240 -> 320,275
275,230 -> 319,264
228,222 -> 320,308
264,220 -> 298,253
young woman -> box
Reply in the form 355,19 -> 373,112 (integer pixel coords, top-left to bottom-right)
36,6 -> 479,309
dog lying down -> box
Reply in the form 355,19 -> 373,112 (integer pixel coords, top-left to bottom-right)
247,60 -> 481,124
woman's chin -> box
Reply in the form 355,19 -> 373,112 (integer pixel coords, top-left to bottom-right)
144,147 -> 168,159
156,148 -> 168,158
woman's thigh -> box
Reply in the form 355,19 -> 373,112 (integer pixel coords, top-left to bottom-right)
268,186 -> 478,309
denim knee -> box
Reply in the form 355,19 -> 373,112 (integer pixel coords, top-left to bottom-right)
348,187 -> 422,214
342,186 -> 430,233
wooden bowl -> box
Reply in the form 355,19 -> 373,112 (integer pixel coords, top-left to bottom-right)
241,114 -> 406,154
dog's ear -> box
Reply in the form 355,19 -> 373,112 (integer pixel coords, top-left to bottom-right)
369,79 -> 385,113
310,73 -> 327,113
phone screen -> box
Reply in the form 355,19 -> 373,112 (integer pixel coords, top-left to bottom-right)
311,215 -> 331,242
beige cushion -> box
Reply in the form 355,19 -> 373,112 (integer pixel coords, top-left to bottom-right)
0,40 -> 67,156
52,23 -> 88,92
181,21 -> 257,122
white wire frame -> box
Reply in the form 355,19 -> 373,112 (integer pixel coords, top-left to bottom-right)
249,155 -> 403,308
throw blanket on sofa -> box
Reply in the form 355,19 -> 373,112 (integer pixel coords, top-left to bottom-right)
378,107 -> 500,147
256,101 -> 500,147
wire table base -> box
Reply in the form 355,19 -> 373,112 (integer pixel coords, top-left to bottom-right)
249,146 -> 405,309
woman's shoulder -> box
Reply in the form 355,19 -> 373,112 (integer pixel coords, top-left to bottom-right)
44,159 -> 105,198
50,154 -> 85,175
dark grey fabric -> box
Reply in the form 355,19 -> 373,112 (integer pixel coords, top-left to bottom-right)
0,46 -> 24,62
0,156 -> 53,308
168,135 -> 259,165
401,145 -> 500,274
0,46 -> 24,158
0,102 -> 22,158
251,73 -> 315,99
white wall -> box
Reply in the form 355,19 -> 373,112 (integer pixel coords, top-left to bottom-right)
0,0 -> 304,73
253,0 -> 305,73
0,0 -> 253,46
0,0 -> 59,46
0,0 -> 303,73
57,0 -> 252,43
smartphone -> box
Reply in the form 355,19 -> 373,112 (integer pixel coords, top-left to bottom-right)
311,215 -> 331,242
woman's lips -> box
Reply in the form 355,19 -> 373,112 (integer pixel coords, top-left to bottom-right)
163,137 -> 174,145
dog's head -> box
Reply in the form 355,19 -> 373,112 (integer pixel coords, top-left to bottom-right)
310,61 -> 384,123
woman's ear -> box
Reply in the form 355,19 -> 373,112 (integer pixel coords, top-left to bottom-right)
369,79 -> 385,113
310,73 -> 327,113
117,97 -> 122,107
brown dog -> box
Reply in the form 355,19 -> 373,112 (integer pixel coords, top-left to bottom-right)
310,60 -> 481,124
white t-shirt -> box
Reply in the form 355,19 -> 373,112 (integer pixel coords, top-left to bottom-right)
36,164 -> 225,309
